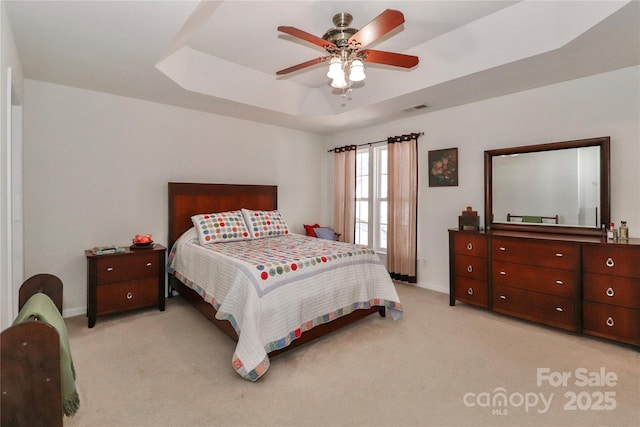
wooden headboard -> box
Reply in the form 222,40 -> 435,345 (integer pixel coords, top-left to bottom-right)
168,182 -> 278,249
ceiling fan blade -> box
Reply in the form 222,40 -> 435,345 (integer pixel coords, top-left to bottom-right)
360,49 -> 419,68
278,26 -> 335,50
276,56 -> 330,75
348,9 -> 405,49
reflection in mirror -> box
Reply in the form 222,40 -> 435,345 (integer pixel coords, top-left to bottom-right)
492,146 -> 600,227
485,136 -> 610,236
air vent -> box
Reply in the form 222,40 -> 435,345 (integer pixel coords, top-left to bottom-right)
402,103 -> 428,113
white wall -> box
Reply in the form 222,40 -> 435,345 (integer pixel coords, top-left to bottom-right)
325,66 -> 640,294
23,80 -> 328,317
21,65 -> 640,316
1,1 -> 25,330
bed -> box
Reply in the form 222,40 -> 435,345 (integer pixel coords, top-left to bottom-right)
167,182 -> 403,381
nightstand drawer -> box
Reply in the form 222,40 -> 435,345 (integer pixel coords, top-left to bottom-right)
95,253 -> 159,285
96,278 -> 159,314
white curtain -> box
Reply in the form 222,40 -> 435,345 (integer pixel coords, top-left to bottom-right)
387,134 -> 418,282
333,145 -> 356,243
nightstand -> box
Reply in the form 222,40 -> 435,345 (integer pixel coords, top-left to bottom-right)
85,244 -> 166,328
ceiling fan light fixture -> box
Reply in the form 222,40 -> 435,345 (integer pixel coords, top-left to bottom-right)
349,59 -> 366,82
331,72 -> 347,89
327,57 -> 343,79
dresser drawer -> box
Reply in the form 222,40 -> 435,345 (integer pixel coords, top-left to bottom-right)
96,278 -> 159,314
492,260 -> 575,298
492,285 -> 577,331
492,237 -> 576,270
454,277 -> 488,308
455,255 -> 488,281
583,301 -> 640,346
95,252 -> 160,285
583,273 -> 640,309
454,233 -> 487,257
583,245 -> 640,278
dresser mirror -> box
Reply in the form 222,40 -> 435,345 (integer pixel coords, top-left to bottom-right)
485,136 -> 610,236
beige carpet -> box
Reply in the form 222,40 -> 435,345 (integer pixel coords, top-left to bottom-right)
63,284 -> 639,427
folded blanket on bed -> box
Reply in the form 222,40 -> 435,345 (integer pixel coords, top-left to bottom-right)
12,293 -> 80,416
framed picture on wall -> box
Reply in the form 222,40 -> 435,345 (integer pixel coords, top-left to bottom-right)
428,147 -> 458,187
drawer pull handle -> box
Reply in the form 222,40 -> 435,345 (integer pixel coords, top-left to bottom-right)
467,288 -> 474,295
605,258 -> 615,268
126,292 -> 133,300
106,267 -> 114,272
499,271 -> 506,275
146,262 -> 152,267
499,247 -> 506,251
555,253 -> 563,257
606,287 -> 615,297
606,317 -> 615,327
467,265 -> 473,273
555,307 -> 564,312
466,243 -> 473,251
499,295 -> 507,300
555,280 -> 564,285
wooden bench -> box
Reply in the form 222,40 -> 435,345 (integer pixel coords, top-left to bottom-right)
1,274 -> 65,427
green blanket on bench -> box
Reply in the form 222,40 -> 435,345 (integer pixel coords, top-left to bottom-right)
12,293 -> 79,417
522,215 -> 543,223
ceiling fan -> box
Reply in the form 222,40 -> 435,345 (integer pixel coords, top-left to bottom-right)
276,9 -> 419,90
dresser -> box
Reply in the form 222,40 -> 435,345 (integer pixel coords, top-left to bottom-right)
449,229 -> 640,346
85,245 -> 166,328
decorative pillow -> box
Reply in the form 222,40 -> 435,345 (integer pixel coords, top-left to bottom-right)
242,209 -> 290,239
191,210 -> 251,245
304,223 -> 320,237
314,227 -> 337,240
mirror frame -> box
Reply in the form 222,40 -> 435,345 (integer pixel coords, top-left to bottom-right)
484,136 -> 610,236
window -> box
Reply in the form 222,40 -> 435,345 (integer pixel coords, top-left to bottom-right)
355,145 -> 387,252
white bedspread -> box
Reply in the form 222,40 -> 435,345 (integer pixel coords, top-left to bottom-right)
167,228 -> 403,381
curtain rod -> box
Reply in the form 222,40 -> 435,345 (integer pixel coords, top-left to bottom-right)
327,132 -> 424,152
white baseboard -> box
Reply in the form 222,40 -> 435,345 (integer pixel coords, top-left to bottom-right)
415,281 -> 449,295
63,306 -> 86,319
